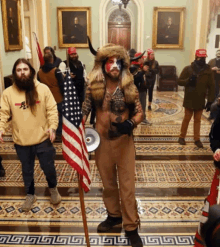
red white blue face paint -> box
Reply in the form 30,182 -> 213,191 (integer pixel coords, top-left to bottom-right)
105,57 -> 122,73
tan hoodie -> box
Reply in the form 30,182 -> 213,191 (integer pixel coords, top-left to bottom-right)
0,80 -> 58,146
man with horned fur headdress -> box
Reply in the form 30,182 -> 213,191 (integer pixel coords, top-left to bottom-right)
82,40 -> 144,247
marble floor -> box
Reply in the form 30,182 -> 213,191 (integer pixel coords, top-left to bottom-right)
0,91 -> 214,246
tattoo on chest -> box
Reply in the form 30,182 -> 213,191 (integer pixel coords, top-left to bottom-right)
104,88 -> 127,122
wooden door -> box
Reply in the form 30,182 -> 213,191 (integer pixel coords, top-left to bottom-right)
108,23 -> 131,50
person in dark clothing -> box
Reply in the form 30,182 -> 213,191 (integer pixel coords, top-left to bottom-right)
59,47 -> 85,107
194,98 -> 220,246
143,49 -> 159,111
44,46 -> 62,68
0,156 -> 5,177
37,53 -> 64,135
208,49 -> 220,120
178,49 -> 215,148
130,64 -> 151,125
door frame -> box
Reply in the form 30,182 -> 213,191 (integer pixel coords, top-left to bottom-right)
106,6 -> 134,48
100,0 -> 144,51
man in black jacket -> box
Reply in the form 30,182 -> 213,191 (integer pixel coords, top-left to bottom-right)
59,47 -> 85,107
130,63 -> 151,125
194,97 -> 220,246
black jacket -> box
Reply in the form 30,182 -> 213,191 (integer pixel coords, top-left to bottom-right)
53,56 -> 62,68
133,71 -> 146,92
143,60 -> 159,83
209,107 -> 220,168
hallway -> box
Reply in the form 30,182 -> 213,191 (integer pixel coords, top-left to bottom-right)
0,91 -> 213,246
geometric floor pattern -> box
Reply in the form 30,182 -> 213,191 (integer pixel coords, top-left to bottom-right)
0,160 -> 215,188
0,142 -> 213,155
0,91 -> 214,246
0,233 -> 195,246
0,197 -> 205,227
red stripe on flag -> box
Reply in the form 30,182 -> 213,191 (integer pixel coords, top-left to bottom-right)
62,134 -> 89,180
62,117 -> 91,192
62,135 -> 82,161
79,126 -> 90,171
63,123 -> 81,147
62,151 -> 83,176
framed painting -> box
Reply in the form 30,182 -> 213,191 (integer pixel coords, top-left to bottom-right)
57,7 -> 91,48
1,0 -> 23,51
152,7 -> 185,49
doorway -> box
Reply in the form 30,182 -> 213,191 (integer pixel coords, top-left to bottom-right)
108,9 -> 131,50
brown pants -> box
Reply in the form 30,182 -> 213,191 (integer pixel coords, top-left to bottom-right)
180,107 -> 203,141
95,134 -> 139,231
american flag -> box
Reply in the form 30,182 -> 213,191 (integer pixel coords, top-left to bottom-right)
62,71 -> 91,192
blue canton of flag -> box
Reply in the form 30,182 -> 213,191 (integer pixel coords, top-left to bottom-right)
62,71 -> 82,127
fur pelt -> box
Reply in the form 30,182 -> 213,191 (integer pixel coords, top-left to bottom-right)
88,43 -> 136,105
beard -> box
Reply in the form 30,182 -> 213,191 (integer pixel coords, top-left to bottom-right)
105,70 -> 121,82
14,73 -> 35,92
70,55 -> 79,63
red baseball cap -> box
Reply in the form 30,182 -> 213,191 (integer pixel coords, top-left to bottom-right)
147,48 -> 154,55
68,47 -> 77,55
195,49 -> 207,57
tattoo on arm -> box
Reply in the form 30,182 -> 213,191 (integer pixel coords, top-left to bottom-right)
82,87 -> 92,119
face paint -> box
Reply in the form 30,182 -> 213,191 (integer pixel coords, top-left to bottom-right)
105,57 -> 122,73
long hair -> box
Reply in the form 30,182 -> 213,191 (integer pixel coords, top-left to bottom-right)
146,57 -> 156,69
12,58 -> 38,115
44,46 -> 57,60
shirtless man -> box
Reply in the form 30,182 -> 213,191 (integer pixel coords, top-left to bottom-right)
82,41 -> 144,247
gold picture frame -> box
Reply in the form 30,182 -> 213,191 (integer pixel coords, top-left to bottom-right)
152,7 -> 185,49
57,7 -> 91,48
1,0 -> 23,51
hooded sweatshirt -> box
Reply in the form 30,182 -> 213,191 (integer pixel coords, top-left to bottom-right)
0,80 -> 58,146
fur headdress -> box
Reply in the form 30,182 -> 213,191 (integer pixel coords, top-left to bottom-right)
88,43 -> 137,105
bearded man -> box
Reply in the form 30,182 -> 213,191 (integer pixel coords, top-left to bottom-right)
82,39 -> 144,247
178,49 -> 215,148
59,47 -> 86,107
0,58 -> 61,212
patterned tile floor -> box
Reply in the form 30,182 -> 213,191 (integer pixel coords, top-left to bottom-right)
0,143 -> 213,156
0,160 -> 215,188
0,196 -> 205,227
0,232 -> 195,246
0,91 -> 214,246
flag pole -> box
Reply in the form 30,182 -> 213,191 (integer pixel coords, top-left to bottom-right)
77,173 -> 91,247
